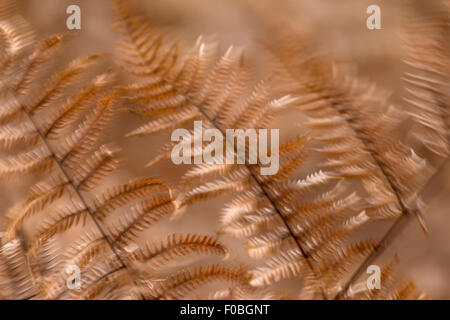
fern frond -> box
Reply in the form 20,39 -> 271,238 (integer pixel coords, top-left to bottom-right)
72,144 -> 121,191
107,195 -> 174,247
0,145 -> 53,176
126,105 -> 201,137
402,2 -> 449,158
112,1 -> 393,300
15,34 -> 63,94
4,175 -> 69,241
39,235 -> 108,299
0,15 -> 34,70
130,234 -> 228,271
0,6 -> 252,301
260,25 -> 438,298
145,264 -> 249,300
0,92 -> 22,124
42,72 -> 115,139
25,54 -> 100,115
250,249 -> 305,287
54,91 -> 118,167
176,168 -> 252,209
30,206 -> 90,254
0,121 -> 39,149
0,239 -> 37,299
92,177 -> 170,221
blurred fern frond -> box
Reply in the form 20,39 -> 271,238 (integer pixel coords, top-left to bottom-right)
402,2 -> 449,158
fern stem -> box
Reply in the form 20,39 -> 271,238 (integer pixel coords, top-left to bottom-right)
329,98 -> 423,298
249,166 -> 329,299
266,45 -> 431,297
171,94 -> 329,299
336,157 -> 449,298
19,106 -> 131,291
115,5 -> 328,298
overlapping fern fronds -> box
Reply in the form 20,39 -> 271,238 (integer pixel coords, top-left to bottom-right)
0,10 -> 249,300
0,0 -> 447,300
113,0 -> 428,299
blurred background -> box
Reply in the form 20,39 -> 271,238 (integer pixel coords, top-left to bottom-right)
1,0 -> 449,298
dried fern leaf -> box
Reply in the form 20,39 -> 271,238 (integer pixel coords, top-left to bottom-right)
25,54 -> 100,115
93,177 -> 170,221
4,175 -> 69,241
108,195 -> 174,247
402,2 -> 449,157
145,264 -> 249,300
129,234 -> 228,271
42,72 -> 115,138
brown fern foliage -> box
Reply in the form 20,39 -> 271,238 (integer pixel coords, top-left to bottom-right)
0,5 -> 248,300
112,0 -> 440,300
0,0 -> 448,300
